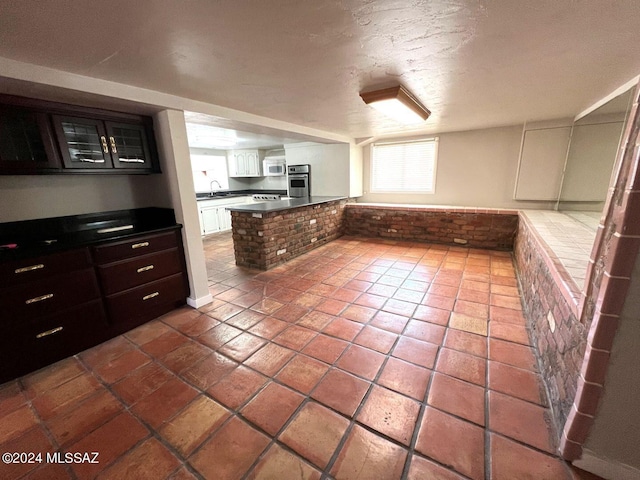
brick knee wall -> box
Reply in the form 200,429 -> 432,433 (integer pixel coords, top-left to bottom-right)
514,217 -> 588,432
231,199 -> 348,270
343,205 -> 518,250
232,200 -> 587,439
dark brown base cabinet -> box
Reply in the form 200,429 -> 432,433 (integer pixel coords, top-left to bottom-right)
0,209 -> 189,383
93,230 -> 189,335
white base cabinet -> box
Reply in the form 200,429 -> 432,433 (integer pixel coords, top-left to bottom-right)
200,206 -> 232,235
197,196 -> 253,235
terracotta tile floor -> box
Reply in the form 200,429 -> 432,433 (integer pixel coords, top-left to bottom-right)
0,232 -> 603,479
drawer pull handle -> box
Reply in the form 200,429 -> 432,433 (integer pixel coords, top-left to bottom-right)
15,264 -> 45,274
118,158 -> 145,163
36,326 -> 63,339
78,158 -> 105,163
97,224 -> 134,234
143,292 -> 159,301
100,136 -> 109,154
132,242 -> 149,249
25,293 -> 54,304
109,136 -> 118,154
137,265 -> 154,273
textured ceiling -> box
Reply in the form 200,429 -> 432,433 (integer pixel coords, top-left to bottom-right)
1,0 -> 639,139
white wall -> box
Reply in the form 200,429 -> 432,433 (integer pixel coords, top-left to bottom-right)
350,145 -> 364,197
284,142 -> 361,197
285,143 -> 350,196
360,125 -> 556,209
0,174 -> 169,222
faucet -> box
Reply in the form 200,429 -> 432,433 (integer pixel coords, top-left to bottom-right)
209,179 -> 222,196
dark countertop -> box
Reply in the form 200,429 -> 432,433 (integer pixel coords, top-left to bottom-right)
226,196 -> 347,213
196,189 -> 287,201
0,207 -> 181,262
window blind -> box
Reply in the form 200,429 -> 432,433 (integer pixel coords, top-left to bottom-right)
371,138 -> 438,193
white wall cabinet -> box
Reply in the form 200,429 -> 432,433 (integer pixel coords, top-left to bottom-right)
228,150 -> 262,177
514,126 -> 571,201
560,121 -> 623,202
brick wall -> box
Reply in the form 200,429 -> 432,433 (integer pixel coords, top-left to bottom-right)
514,216 -> 588,432
231,199 -> 348,270
344,204 -> 518,250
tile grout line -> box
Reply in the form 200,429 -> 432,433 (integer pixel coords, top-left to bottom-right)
203,249 -> 392,476
399,253 -> 462,480
74,348 -> 209,479
484,257 -> 495,480
323,249 -> 429,477
4,235 -> 573,480
209,233 -> 576,476
15,376 -> 78,479
320,323 -> 406,476
236,246 -> 389,477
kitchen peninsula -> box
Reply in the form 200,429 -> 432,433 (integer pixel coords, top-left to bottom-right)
227,196 -> 348,269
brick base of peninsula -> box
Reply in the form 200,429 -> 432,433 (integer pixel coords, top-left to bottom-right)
228,197 -> 348,270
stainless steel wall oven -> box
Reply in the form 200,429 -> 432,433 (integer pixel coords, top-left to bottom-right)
287,164 -> 310,197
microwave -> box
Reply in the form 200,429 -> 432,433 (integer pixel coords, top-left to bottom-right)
263,158 -> 286,176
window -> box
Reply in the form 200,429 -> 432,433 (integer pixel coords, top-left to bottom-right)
370,138 -> 438,193
190,154 -> 230,192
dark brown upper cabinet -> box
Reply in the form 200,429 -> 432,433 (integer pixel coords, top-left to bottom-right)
106,121 -> 154,170
0,95 -> 160,175
53,116 -> 155,171
53,115 -> 113,169
0,105 -> 61,173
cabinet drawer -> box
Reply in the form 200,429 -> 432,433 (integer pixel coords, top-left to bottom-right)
104,273 -> 187,322
97,248 -> 182,295
93,231 -> 178,264
0,248 -> 91,288
0,300 -> 108,383
0,268 -> 100,322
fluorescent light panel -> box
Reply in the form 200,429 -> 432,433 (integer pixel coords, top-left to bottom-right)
360,85 -> 431,125
186,123 -> 237,148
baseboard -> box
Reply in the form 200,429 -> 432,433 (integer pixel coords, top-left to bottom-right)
186,294 -> 213,309
574,449 -> 640,480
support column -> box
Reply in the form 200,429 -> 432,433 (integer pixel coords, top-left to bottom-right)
154,109 -> 212,308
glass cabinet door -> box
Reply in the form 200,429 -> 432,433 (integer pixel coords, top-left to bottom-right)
0,106 -> 60,172
105,121 -> 153,170
52,115 -> 112,169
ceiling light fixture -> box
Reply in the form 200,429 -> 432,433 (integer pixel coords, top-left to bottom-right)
360,85 -> 431,125
186,123 -> 238,148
